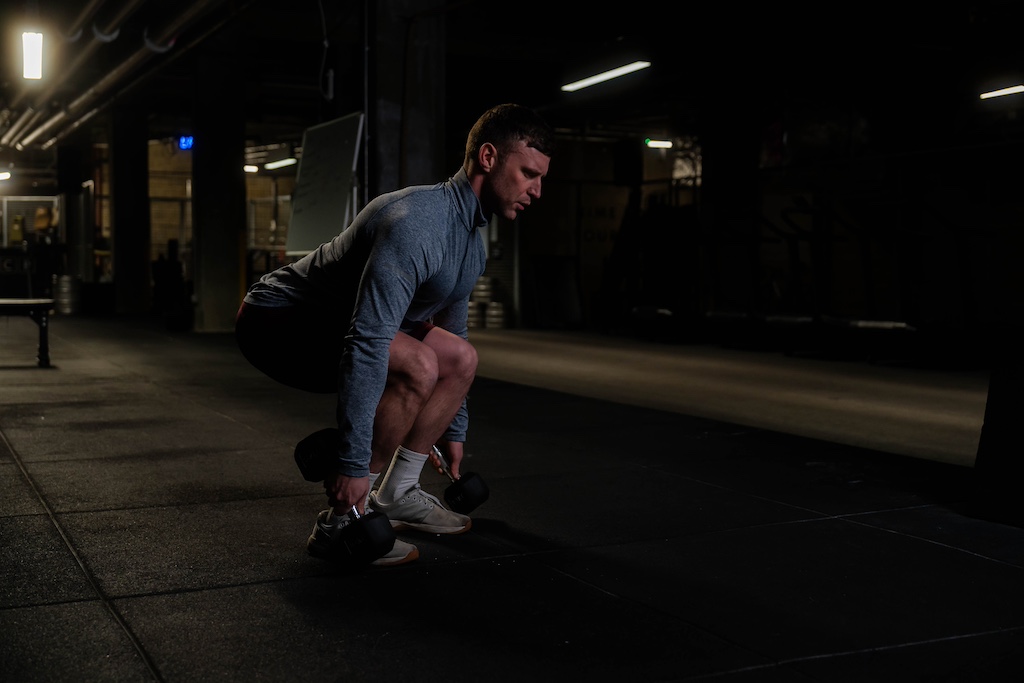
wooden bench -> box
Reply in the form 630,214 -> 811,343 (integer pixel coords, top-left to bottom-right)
0,298 -> 56,367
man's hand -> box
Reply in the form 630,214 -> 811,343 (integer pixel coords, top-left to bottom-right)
430,440 -> 465,480
324,472 -> 370,514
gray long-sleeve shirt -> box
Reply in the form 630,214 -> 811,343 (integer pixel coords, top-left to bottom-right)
244,167 -> 488,476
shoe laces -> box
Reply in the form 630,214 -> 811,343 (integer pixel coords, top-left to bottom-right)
404,483 -> 440,508
320,510 -> 352,532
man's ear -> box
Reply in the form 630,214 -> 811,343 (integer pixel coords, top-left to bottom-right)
477,142 -> 498,172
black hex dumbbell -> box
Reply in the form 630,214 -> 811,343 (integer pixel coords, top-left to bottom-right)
295,431 -> 396,565
431,445 -> 490,514
294,428 -> 339,482
320,506 -> 396,565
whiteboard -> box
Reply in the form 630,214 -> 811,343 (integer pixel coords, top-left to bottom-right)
285,112 -> 364,256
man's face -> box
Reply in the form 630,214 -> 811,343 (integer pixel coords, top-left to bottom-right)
484,140 -> 551,221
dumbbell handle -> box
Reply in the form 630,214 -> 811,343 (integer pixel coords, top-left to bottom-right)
433,446 -> 489,514
326,505 -> 361,522
431,445 -> 458,483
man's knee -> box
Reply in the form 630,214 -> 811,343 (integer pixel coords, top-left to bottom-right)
389,338 -> 440,399
447,337 -> 478,381
424,330 -> 477,383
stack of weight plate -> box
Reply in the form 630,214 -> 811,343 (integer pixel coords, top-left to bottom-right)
55,275 -> 81,315
468,276 -> 492,329
467,301 -> 484,328
485,301 -> 505,329
472,276 -> 492,303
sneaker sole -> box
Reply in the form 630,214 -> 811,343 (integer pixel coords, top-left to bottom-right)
389,518 -> 472,535
307,537 -> 420,566
371,544 -> 420,566
306,537 -> 332,560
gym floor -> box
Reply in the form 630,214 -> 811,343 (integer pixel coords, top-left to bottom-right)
1,313 -> 1022,682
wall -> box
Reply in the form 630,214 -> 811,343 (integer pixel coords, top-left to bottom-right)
145,138 -> 300,323
148,140 -> 192,268
513,135 -> 699,332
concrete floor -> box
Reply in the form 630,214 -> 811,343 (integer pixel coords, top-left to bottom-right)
470,327 -> 990,468
2,313 -> 1022,682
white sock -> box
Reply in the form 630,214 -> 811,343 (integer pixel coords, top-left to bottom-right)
375,446 -> 427,505
365,471 -> 380,510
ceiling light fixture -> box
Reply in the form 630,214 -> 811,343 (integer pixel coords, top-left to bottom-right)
23,32 -> 43,79
980,85 -> 1024,99
645,138 -> 673,149
0,172 -> 11,180
243,165 -> 259,173
264,157 -> 297,170
263,144 -> 298,171
561,61 -> 651,92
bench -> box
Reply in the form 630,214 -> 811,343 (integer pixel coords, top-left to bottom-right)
2,245 -> 57,368
0,298 -> 56,367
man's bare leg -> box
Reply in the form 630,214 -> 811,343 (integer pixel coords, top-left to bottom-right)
368,331 -> 440,475
371,328 -> 476,467
371,328 -> 477,531
404,327 -> 477,451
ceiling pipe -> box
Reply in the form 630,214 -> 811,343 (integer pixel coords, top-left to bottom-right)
40,107 -> 104,151
0,1 -> 110,138
5,0 -> 149,116
64,0 -> 112,42
91,0 -> 150,44
1,108 -> 35,147
43,0 -> 250,151
1,108 -> 44,148
19,0 -> 224,150
7,109 -> 45,147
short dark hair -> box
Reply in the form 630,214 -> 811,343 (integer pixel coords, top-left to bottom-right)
464,103 -> 555,167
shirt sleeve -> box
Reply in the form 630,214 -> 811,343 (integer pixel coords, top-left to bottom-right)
333,220 -> 433,477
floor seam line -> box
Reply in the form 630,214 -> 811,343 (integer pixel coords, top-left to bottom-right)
0,426 -> 166,682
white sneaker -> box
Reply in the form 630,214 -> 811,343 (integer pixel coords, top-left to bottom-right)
369,484 -> 472,534
306,510 -> 419,566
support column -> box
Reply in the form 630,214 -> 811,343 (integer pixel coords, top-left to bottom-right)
972,325 -> 1024,527
970,197 -> 1024,527
191,43 -> 247,333
110,106 -> 152,314
56,143 -> 92,282
698,89 -> 763,320
370,0 -> 446,196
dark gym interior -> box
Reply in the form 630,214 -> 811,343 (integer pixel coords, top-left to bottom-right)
2,1 -> 1023,681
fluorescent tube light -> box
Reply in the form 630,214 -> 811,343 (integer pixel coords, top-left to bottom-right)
264,157 -> 297,170
0,172 -> 11,181
980,85 -> 1024,99
23,32 -> 43,79
243,165 -> 259,173
561,61 -> 651,92
645,138 -> 673,149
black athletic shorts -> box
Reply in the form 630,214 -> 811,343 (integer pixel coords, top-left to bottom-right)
234,301 -> 434,393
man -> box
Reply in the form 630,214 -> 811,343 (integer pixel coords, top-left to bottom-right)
235,103 -> 554,566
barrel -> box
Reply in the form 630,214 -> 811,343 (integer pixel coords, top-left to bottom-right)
472,276 -> 493,303
484,301 -> 505,329
56,275 -> 81,315
467,301 -> 484,329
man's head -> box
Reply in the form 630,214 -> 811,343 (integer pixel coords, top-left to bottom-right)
464,103 -> 555,170
464,103 -> 555,221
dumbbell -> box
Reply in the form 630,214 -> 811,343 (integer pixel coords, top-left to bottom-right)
431,445 -> 489,513
322,505 -> 396,565
295,431 -> 395,564
294,428 -> 338,482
